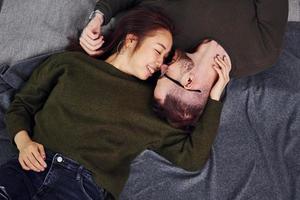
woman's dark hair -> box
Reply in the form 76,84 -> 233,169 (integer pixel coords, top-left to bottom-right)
100,6 -> 175,59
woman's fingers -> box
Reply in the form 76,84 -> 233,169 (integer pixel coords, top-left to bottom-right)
28,152 -> 45,172
19,144 -> 47,172
18,157 -> 30,171
33,147 -> 47,169
23,155 -> 41,172
38,144 -> 46,160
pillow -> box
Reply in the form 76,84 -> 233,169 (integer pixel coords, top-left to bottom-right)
0,0 -> 96,66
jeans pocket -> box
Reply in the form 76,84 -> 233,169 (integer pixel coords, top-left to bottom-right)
32,162 -> 56,199
79,177 -> 94,200
0,186 -> 10,200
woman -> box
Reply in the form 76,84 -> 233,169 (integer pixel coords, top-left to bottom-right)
0,6 -> 173,200
0,6 -> 229,200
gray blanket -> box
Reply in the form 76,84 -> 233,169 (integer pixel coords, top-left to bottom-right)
0,0 -> 95,66
120,22 -> 300,200
0,0 -> 299,199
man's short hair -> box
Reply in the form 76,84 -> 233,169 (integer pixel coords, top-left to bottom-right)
153,87 -> 209,130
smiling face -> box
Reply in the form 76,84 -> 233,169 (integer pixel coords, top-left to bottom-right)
128,29 -> 173,80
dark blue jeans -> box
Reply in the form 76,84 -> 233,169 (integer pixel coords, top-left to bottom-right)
0,150 -> 108,200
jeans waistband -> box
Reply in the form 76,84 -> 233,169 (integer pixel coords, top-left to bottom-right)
45,150 -> 94,183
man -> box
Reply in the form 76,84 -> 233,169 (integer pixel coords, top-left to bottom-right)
80,0 -> 288,77
154,39 -> 231,129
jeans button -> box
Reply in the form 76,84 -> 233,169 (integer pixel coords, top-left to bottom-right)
57,156 -> 63,163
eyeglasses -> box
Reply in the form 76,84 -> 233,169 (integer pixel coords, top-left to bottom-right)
159,72 -> 202,93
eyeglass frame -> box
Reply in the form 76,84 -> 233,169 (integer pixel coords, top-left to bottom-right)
159,72 -> 202,93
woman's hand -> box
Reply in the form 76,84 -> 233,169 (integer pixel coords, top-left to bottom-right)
15,130 -> 47,172
80,13 -> 105,56
210,55 -> 231,101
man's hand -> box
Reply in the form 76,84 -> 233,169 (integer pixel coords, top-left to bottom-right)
80,13 -> 105,56
210,55 -> 231,101
15,130 -> 47,172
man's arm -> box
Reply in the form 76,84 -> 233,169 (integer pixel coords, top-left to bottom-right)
255,0 -> 288,51
80,0 -> 142,56
95,0 -> 143,25
155,99 -> 223,171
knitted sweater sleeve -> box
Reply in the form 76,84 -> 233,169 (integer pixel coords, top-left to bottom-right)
155,99 -> 223,171
255,0 -> 288,54
94,0 -> 143,25
5,54 -> 65,142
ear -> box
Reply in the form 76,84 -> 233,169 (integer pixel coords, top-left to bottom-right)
183,73 -> 194,89
124,34 -> 138,48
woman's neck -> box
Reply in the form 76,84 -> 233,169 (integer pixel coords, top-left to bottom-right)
105,53 -> 133,75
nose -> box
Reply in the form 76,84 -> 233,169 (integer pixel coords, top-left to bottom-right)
160,64 -> 169,74
156,56 -> 164,68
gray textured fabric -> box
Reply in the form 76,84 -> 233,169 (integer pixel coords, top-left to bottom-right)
0,1 -> 299,199
0,0 -> 96,66
288,0 -> 300,21
120,22 -> 300,200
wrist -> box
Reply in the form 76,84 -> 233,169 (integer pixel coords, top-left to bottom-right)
209,95 -> 220,101
209,90 -> 221,101
94,13 -> 104,24
89,10 -> 104,24
15,130 -> 32,150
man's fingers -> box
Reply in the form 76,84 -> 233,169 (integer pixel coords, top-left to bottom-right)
80,40 -> 104,56
81,28 -> 104,45
80,41 -> 102,56
83,25 -> 101,40
86,29 -> 101,40
224,56 -> 232,70
212,65 -> 223,78
215,56 -> 226,68
80,36 -> 104,50
215,57 -> 230,80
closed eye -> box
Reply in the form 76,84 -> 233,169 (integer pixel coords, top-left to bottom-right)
155,49 -> 162,55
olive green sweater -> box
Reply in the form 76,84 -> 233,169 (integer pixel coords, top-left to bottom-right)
95,0 -> 288,77
5,52 -> 222,199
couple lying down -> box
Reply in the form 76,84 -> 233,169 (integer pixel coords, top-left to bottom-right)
0,7 -> 231,200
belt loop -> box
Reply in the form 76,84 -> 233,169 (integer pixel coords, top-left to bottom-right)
76,165 -> 84,181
